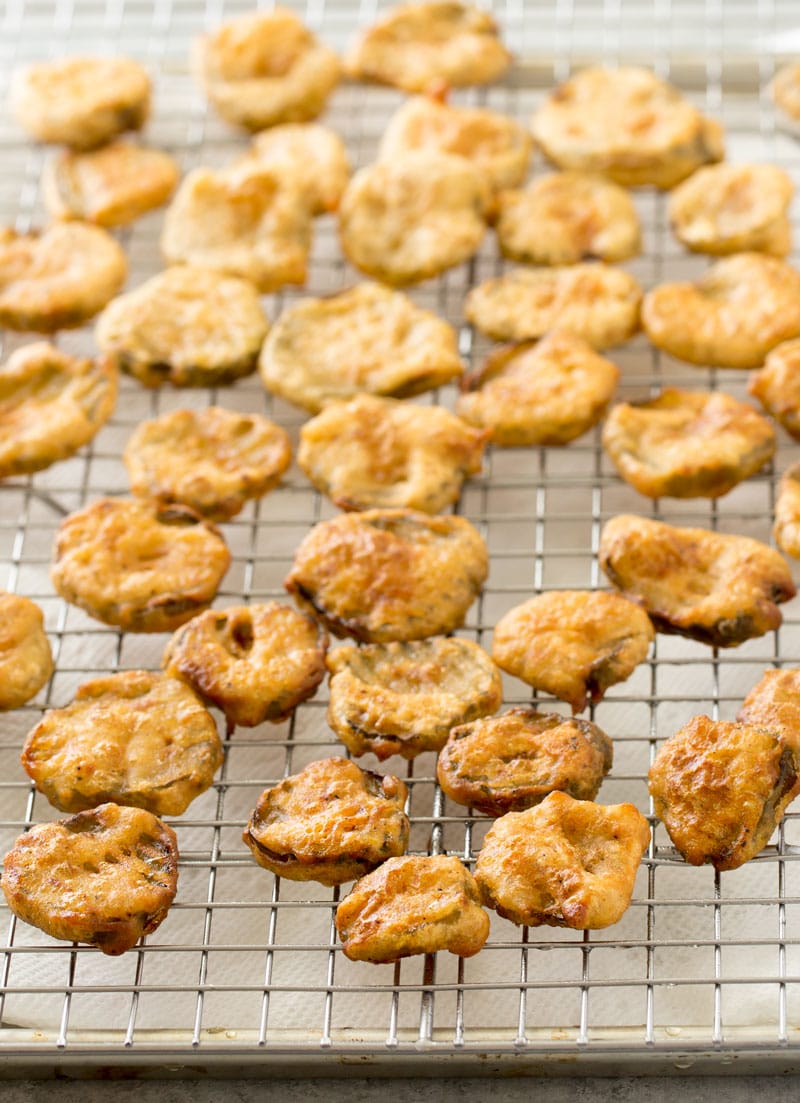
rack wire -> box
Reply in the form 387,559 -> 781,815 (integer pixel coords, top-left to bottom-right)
1,0 -> 800,1076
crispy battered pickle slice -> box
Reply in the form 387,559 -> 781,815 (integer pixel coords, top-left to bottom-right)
774,462 -> 800,559
240,123 -> 350,215
335,854 -> 490,963
1,802 -> 178,955
771,64 -> 800,122
649,716 -> 800,871
437,708 -> 613,817
475,792 -> 650,929
243,757 -> 409,886
599,514 -> 796,647
739,667 -> 800,754
0,592 -> 53,710
327,636 -> 502,760
749,339 -> 800,441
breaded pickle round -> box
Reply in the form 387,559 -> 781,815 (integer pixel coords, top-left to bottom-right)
0,592 -> 53,710
774,462 -> 800,560
241,123 -> 350,214
739,667 -> 800,753
749,339 -> 800,441
771,64 -> 800,121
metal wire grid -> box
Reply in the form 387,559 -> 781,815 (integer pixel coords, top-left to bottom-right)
0,0 -> 800,1071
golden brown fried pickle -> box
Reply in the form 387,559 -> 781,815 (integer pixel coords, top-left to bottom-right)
497,172 -> 641,266
531,66 -> 723,189
649,715 -> 800,871
285,508 -> 488,642
345,1 -> 511,92
0,592 -> 53,710
96,266 -> 269,388
456,331 -> 619,446
259,282 -> 463,413
21,671 -> 222,816
327,636 -> 502,760
774,462 -> 800,559
749,339 -> 800,441
464,264 -> 642,348
0,343 -> 117,478
51,497 -> 231,633
738,667 -> 800,754
642,253 -> 800,370
599,513 -> 796,647
297,394 -> 486,513
2,803 -> 178,955
124,406 -> 291,521
437,708 -> 613,817
771,64 -> 800,121
492,590 -> 654,713
163,602 -> 327,729
240,123 -> 350,214
335,853 -> 490,962
0,223 -> 126,333
475,792 -> 650,929
243,757 -> 409,886
602,388 -> 776,499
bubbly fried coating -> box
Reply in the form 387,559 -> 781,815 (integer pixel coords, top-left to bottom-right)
0,223 -> 126,333
456,331 -> 619,446
2,803 -> 178,955
21,671 -> 222,816
96,266 -> 269,388
258,282 -> 463,413
437,708 -> 613,817
327,636 -> 502,760
43,142 -> 179,228
497,172 -> 641,266
345,1 -> 511,92
772,64 -> 800,121
0,343 -> 117,478
464,264 -> 642,348
748,339 -> 800,441
243,757 -> 409,886
335,854 -> 490,962
297,394 -> 486,513
649,716 -> 800,871
774,462 -> 800,559
475,792 -> 650,929
641,253 -> 800,370
739,668 -> 800,754
602,388 -> 776,499
531,66 -> 723,189
193,8 -> 341,131
163,602 -> 327,728
51,497 -> 231,633
491,590 -> 654,713
285,508 -> 488,642
124,406 -> 291,521
339,152 -> 489,286
240,123 -> 350,215
599,514 -> 796,647
10,56 -> 150,150
0,592 -> 53,710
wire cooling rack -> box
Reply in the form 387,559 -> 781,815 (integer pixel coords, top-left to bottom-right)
2,0 -> 800,1077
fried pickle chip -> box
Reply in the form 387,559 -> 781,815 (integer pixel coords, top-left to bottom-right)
2,803 -> 178,955
335,854 -> 490,962
491,589 -> 654,713
0,342 -> 117,478
602,388 -> 776,499
497,172 -> 641,266
599,513 -> 796,647
475,791 -> 650,929
240,123 -> 350,214
345,1 -> 511,93
258,282 -> 463,413
771,64 -> 800,121
193,8 -> 341,131
649,715 -> 800,871
0,592 -> 53,710
774,462 -> 800,559
739,667 -> 800,754
641,253 -> 800,370
749,339 -> 800,441
163,602 -> 327,728
243,757 -> 409,886
0,223 -> 126,333
531,66 -> 723,189
96,266 -> 269,388
297,394 -> 486,513
327,636 -> 502,760
464,264 -> 642,348
285,508 -> 488,642
456,331 -> 619,446
51,497 -> 231,633
10,56 -> 150,150
124,406 -> 291,521
21,671 -> 222,816
43,141 -> 180,228
437,708 -> 613,817
339,152 -> 489,286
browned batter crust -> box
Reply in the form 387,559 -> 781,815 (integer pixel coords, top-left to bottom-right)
0,592 -> 53,710
749,339 -> 800,441
738,667 -> 800,754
